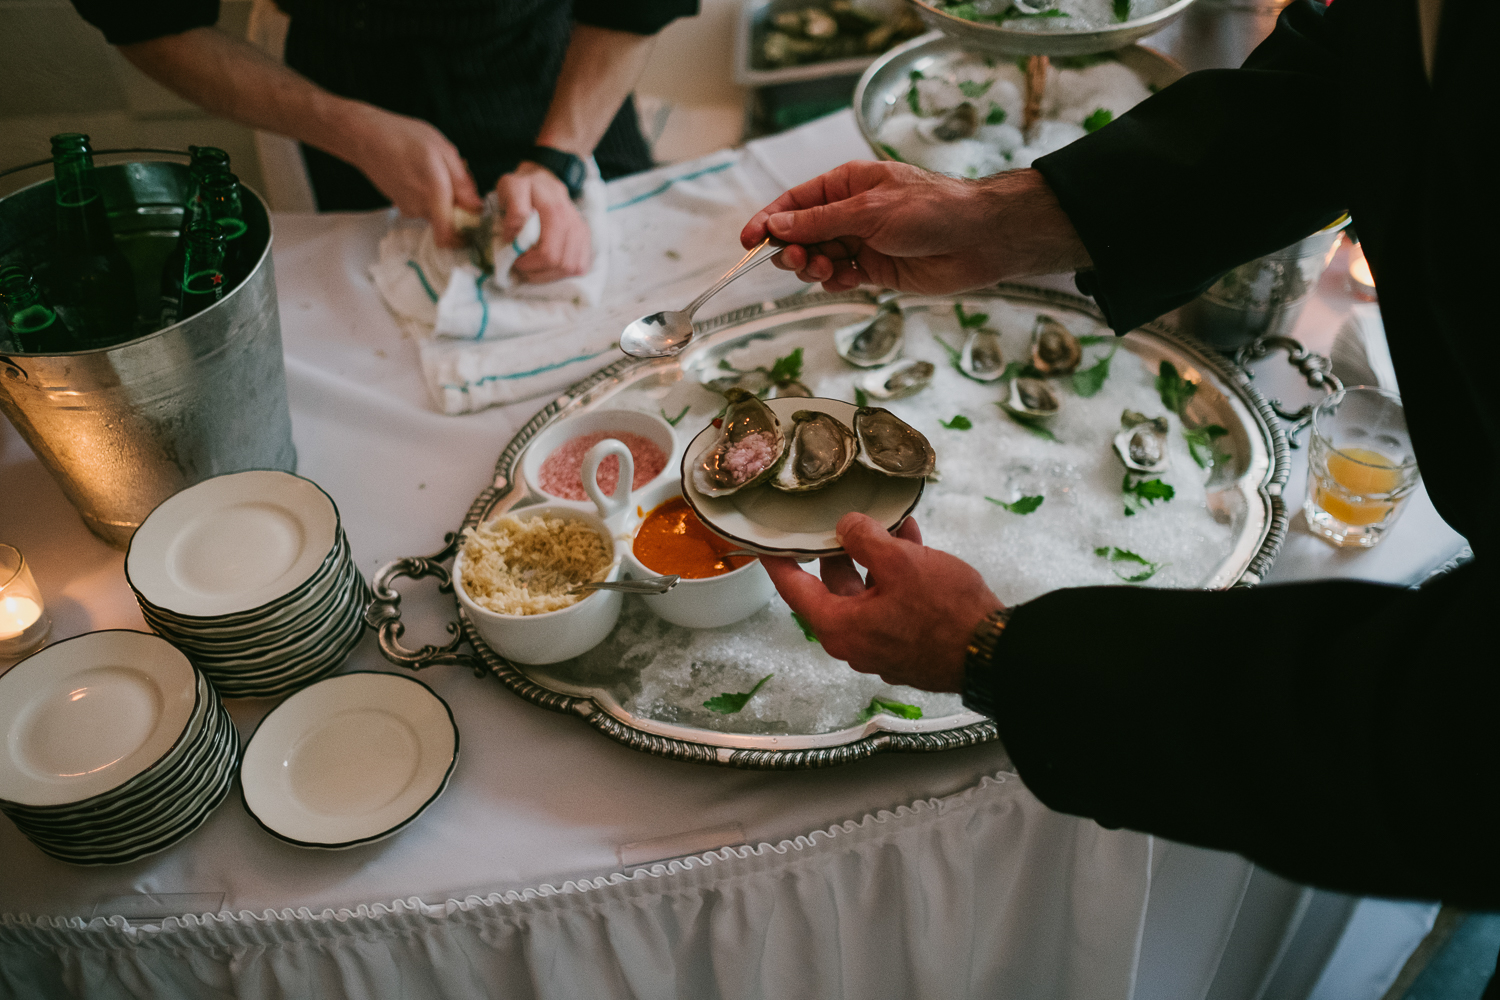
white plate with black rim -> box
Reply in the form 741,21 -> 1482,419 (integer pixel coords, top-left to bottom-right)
680,397 -> 925,558
0,631 -> 200,808
240,672 -> 458,849
127,470 -> 340,619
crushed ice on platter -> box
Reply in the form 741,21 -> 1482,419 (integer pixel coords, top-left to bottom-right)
559,594 -> 963,735
574,303 -> 1237,731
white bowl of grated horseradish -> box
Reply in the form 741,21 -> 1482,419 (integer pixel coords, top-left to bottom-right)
453,502 -> 624,665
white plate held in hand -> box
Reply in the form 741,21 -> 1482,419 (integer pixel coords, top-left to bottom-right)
239,672 -> 458,849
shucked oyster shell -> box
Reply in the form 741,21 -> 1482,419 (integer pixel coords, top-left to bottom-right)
854,406 -> 936,479
834,302 -> 905,369
959,327 -> 1006,381
858,359 -> 934,400
692,388 -> 786,497
772,410 -> 858,493
1029,315 -> 1083,376
1002,377 -> 1060,420
1113,409 -> 1170,474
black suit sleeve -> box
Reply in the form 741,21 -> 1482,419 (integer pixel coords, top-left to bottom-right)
573,0 -> 698,35
70,0 -> 218,45
1032,0 -> 1349,334
968,561 -> 1498,907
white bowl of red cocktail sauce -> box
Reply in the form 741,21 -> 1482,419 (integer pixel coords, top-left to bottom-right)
622,478 -> 776,629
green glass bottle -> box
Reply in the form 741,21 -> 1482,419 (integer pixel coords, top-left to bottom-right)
0,264 -> 71,354
46,133 -> 138,348
158,146 -> 232,328
176,221 -> 227,321
200,172 -> 252,289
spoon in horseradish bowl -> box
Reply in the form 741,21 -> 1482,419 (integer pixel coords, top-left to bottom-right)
567,574 -> 680,595
619,238 -> 786,358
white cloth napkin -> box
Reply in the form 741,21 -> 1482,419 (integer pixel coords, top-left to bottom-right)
370,160 -> 609,343
367,145 -> 800,414
1331,302 -> 1401,394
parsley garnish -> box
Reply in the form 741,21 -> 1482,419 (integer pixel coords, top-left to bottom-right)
703,674 -> 773,714
718,348 -> 806,395
1183,423 -> 1231,469
791,612 -> 818,643
1000,406 -> 1058,440
879,143 -> 906,163
958,80 -> 993,99
1094,546 -> 1162,582
854,386 -> 870,408
1113,0 -> 1130,20
858,697 -> 924,722
940,414 -> 973,430
1122,474 -> 1175,516
1076,334 -> 1112,345
1071,345 -> 1118,398
1155,360 -> 1198,418
661,405 -> 690,427
1083,108 -> 1114,133
999,360 -> 1043,382
986,494 -> 1044,514
954,303 -> 989,329
986,106 -> 1007,125
907,87 -> 922,116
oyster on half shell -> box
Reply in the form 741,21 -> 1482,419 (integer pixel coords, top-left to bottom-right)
959,327 -> 1006,381
1029,315 -> 1083,376
1002,378 -> 1060,420
772,410 -> 859,493
854,406 -> 937,479
1114,410 -> 1170,474
859,359 -> 934,400
692,388 -> 786,497
834,303 -> 905,369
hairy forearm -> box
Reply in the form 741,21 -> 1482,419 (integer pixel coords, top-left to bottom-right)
118,27 -> 385,167
973,169 -> 1093,277
534,24 -> 657,156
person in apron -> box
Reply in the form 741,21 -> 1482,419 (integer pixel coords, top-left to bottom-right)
70,0 -> 696,280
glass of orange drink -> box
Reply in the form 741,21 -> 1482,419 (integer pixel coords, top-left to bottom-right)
1305,387 -> 1420,548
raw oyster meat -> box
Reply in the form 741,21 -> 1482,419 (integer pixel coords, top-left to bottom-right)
692,388 -> 786,497
959,327 -> 1006,381
1002,377 -> 1060,420
858,359 -> 934,400
1113,409 -> 1170,473
834,303 -> 905,368
772,410 -> 859,492
854,406 -> 937,479
1029,315 -> 1083,375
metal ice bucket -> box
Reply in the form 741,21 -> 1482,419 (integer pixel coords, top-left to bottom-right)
0,156 -> 295,548
1176,216 -> 1350,353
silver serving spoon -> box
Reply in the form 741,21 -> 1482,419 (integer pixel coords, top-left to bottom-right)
568,574 -> 680,595
619,238 -> 786,358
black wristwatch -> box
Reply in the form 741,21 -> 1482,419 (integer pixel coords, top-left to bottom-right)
524,146 -> 586,200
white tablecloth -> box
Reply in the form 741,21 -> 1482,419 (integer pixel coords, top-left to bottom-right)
0,112 -> 1464,1000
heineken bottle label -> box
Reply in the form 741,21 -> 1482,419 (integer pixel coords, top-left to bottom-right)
184,270 -> 225,295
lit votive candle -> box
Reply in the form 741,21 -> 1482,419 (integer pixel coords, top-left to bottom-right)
1348,244 -> 1377,300
0,543 -> 51,658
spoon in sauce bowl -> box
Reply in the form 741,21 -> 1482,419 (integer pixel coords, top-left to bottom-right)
619,238 -> 786,358
568,574 -> 680,595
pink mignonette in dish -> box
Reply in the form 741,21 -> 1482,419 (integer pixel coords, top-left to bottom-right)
538,431 -> 667,501
721,431 -> 778,485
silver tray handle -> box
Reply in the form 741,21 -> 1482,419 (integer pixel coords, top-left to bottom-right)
1233,335 -> 1344,447
365,533 -> 484,676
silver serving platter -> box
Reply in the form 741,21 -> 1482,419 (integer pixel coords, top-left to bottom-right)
855,33 -> 1186,164
370,286 -> 1290,769
906,0 -> 1198,57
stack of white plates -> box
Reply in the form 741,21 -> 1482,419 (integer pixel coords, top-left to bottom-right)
0,631 -> 238,865
126,470 -> 370,699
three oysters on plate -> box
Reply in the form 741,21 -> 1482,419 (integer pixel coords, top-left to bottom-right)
693,388 -> 936,498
